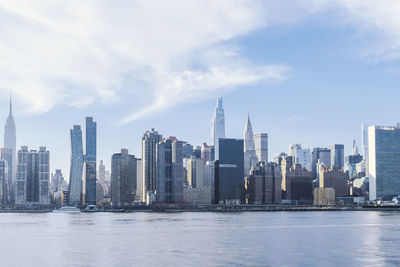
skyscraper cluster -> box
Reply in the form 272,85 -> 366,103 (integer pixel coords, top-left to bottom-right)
101,97 -> 400,207
2,94 -> 399,209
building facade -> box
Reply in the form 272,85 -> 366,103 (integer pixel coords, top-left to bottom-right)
368,126 -> 400,200
0,160 -> 7,205
247,162 -> 282,204
16,146 -> 49,205
156,137 -> 184,203
98,160 -> 106,186
187,156 -> 204,188
282,162 -> 313,203
289,144 -> 311,171
329,144 -> 345,170
3,96 -> 16,202
254,133 -> 268,163
311,147 -> 331,179
84,117 -> 97,206
142,128 -> 162,202
244,115 -> 258,176
68,125 -> 84,206
214,138 -> 244,204
211,97 -> 225,161
319,166 -> 350,197
111,149 -> 137,205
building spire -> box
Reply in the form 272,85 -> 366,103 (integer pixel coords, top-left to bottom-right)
217,96 -> 223,109
9,90 -> 12,116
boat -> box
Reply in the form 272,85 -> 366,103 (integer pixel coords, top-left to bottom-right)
53,206 -> 81,213
84,205 -> 98,212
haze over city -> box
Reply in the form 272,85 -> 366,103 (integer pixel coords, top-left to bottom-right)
1,1 -> 400,176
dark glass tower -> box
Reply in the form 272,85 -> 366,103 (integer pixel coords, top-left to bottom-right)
214,138 -> 244,204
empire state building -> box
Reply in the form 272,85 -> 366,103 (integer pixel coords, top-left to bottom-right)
3,95 -> 16,190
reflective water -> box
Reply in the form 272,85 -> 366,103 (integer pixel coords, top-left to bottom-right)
0,211 -> 399,266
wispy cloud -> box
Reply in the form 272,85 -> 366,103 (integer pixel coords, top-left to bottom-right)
0,0 -> 284,120
1,0 -> 400,121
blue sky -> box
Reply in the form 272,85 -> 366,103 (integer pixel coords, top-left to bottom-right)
1,1 -> 400,176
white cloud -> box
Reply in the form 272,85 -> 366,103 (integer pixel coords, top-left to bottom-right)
0,0 -> 288,121
1,0 -> 399,121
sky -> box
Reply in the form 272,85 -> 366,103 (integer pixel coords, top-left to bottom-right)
1,0 -> 400,177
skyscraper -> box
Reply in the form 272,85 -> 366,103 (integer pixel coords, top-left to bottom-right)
247,162 -> 281,204
187,156 -> 205,188
111,149 -> 137,205
68,125 -> 84,206
311,147 -> 331,179
214,138 -> 244,204
329,144 -> 345,170
172,140 -> 184,203
361,123 -> 368,159
38,147 -> 50,205
352,139 -> 359,156
368,125 -> 400,200
254,133 -> 268,163
289,144 -> 311,171
244,115 -> 258,176
211,97 -> 225,161
16,146 -> 49,205
0,160 -> 8,206
1,148 -> 13,203
84,117 -> 97,206
98,160 -> 106,186
156,137 -> 184,203
142,128 -> 162,201
200,143 -> 214,163
51,169 -> 64,192
3,94 -> 16,202
319,166 -> 349,197
16,146 -> 28,204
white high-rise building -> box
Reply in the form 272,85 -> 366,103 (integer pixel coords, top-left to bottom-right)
288,144 -> 311,171
254,133 -> 268,163
211,97 -> 225,161
244,115 -> 258,176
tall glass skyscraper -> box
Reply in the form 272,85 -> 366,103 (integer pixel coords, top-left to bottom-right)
68,125 -> 84,206
3,95 -> 16,202
368,125 -> 400,200
84,117 -> 97,205
142,129 -> 162,202
211,97 -> 225,161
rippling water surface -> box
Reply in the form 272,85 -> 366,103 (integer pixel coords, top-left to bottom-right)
0,211 -> 399,266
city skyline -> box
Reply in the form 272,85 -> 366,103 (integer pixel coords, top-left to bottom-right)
2,94 -> 399,178
2,1 -> 400,177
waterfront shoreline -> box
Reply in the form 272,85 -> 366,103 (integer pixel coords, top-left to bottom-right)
1,205 -> 399,213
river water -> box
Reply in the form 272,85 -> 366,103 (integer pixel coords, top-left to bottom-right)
0,211 -> 399,266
